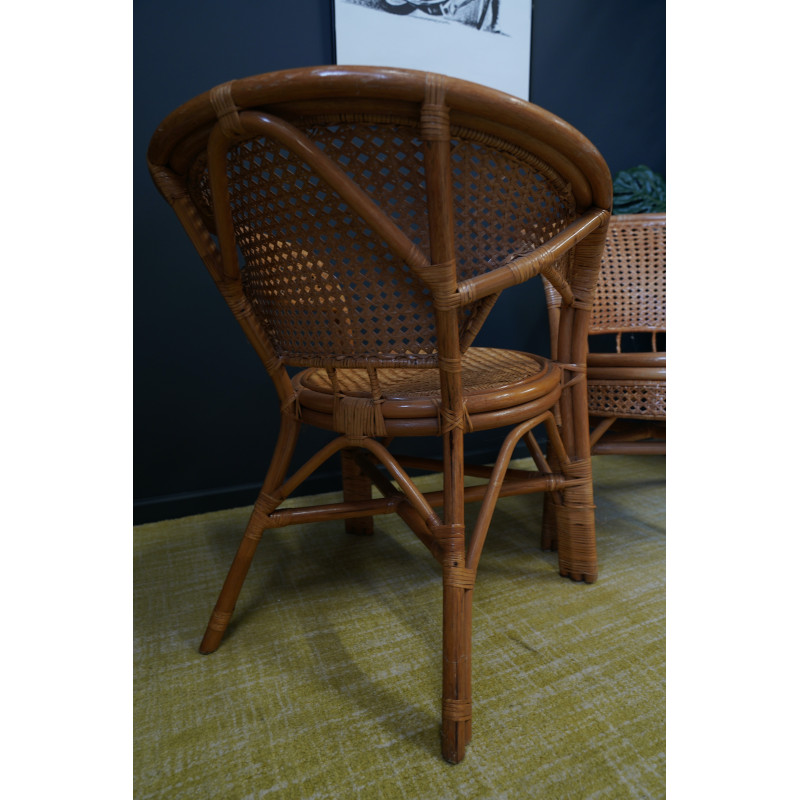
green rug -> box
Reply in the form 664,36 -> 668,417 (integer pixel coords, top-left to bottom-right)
134,455 -> 665,799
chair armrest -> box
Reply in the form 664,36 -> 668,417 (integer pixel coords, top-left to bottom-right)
456,208 -> 610,306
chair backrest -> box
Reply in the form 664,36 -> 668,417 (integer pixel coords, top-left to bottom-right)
148,66 -> 612,383
590,213 -> 666,347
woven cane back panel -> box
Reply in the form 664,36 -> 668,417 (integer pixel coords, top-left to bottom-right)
588,216 -> 666,420
448,132 -> 576,280
591,217 -> 666,333
449,132 -> 576,337
225,127 -> 436,365
587,380 -> 665,420
294,118 -> 577,285
187,116 -> 576,367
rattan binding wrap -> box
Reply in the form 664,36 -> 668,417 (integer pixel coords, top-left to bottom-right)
147,66 -> 612,764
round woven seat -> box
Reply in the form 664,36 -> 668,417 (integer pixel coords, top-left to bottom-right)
293,348 -> 562,435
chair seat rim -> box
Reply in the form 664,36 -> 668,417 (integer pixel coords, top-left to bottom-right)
587,352 -> 666,368
297,384 -> 564,436
293,348 -> 561,420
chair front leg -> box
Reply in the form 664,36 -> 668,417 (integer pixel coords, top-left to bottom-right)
553,458 -> 597,582
438,410 -> 476,762
441,561 -> 474,764
199,416 -> 301,654
540,491 -> 560,552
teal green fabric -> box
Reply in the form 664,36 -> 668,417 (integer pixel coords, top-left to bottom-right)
134,455 -> 665,799
612,165 -> 666,214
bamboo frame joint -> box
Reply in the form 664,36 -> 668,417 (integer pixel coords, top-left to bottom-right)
443,565 -> 476,589
210,81 -> 244,137
207,610 -> 233,632
433,290 -> 462,312
437,355 -> 461,373
438,402 -> 473,434
442,698 -> 472,723
421,73 -> 449,141
280,393 -> 300,420
254,491 -> 282,519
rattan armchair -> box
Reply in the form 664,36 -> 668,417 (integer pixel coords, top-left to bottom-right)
147,66 -> 612,764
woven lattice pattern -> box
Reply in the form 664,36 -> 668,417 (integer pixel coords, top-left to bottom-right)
186,118 -> 577,367
449,135 -> 575,280
302,120 -> 432,255
296,119 -> 576,283
591,216 -> 665,333
301,348 -> 546,400
586,215 -> 666,425
224,133 -> 436,364
588,381 -> 666,420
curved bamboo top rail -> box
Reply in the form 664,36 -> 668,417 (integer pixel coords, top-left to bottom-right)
148,65 -> 612,212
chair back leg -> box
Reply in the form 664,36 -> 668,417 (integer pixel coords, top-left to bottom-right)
341,448 -> 375,536
441,567 -> 474,763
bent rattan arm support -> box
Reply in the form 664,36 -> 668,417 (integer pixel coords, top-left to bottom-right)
458,207 -> 610,307
212,110 -> 431,278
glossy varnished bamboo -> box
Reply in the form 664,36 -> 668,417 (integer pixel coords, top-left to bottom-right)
420,75 -> 472,763
148,66 -> 613,764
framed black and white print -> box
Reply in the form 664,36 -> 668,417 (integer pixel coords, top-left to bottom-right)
332,1 -> 533,100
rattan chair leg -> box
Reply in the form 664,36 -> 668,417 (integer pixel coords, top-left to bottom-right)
524,435 -> 561,552
441,577 -> 473,764
340,448 -> 375,536
199,418 -> 300,654
199,506 -> 269,654
540,491 -> 559,551
552,461 -> 597,583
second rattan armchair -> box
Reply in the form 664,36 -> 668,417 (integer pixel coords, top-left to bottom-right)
147,65 -> 612,764
585,213 -> 666,454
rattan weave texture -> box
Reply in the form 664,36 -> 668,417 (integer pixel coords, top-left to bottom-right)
187,120 -> 577,366
591,213 -> 665,333
587,382 -> 666,420
586,213 -> 666,446
299,347 -> 545,400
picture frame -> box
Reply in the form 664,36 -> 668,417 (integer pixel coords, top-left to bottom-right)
331,1 -> 533,100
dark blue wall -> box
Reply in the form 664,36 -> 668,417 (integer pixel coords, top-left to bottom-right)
134,0 -> 665,523
531,0 -> 665,177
